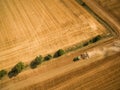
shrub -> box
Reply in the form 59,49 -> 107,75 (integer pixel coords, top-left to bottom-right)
30,55 -> 43,69
0,70 -> 7,79
90,35 -> 101,43
83,35 -> 102,47
44,54 -> 52,61
76,0 -> 85,6
8,62 -> 25,78
83,41 -> 89,46
73,56 -> 80,62
54,49 -> 65,58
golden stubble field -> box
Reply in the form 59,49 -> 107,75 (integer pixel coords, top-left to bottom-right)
0,0 -> 120,90
0,0 -> 108,69
83,0 -> 120,34
95,0 -> 120,21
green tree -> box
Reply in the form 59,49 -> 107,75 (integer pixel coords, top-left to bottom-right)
8,62 -> 25,78
83,41 -> 89,46
54,49 -> 65,58
44,54 -> 52,61
90,35 -> 101,43
0,70 -> 7,79
30,55 -> 43,69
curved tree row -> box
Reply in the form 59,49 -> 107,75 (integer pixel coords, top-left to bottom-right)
0,49 -> 65,79
0,35 -> 102,79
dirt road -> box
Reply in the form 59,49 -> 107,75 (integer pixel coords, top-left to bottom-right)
1,52 -> 120,90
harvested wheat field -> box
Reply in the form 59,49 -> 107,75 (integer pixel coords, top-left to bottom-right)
83,0 -> 120,33
96,0 -> 120,21
0,0 -> 109,69
0,0 -> 120,90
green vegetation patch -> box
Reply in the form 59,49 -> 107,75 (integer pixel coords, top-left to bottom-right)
83,41 -> 89,47
54,49 -> 65,58
89,35 -> 102,43
73,56 -> 81,62
30,55 -> 43,69
8,62 -> 25,78
44,54 -> 52,61
0,70 -> 7,79
76,0 -> 85,6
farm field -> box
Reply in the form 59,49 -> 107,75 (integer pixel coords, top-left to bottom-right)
0,0 -> 109,69
83,0 -> 120,34
0,38 -> 120,90
0,0 -> 120,90
95,0 -> 120,21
